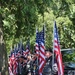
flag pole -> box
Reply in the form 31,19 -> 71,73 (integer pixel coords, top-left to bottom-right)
36,26 -> 39,75
20,39 -> 23,55
43,24 -> 45,46
52,21 -> 55,70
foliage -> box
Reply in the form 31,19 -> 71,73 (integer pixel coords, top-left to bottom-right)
1,0 -> 75,58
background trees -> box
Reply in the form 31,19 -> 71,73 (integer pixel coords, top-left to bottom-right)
0,0 -> 75,74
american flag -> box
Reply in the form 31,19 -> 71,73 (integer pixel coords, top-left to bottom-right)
13,47 -> 18,75
53,21 -> 64,75
25,38 -> 30,56
8,46 -> 19,75
8,42 -> 26,75
8,51 -> 13,75
35,28 -> 39,56
39,26 -> 46,75
9,51 -> 17,75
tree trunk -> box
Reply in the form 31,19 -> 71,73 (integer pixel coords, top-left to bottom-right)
0,14 -> 8,75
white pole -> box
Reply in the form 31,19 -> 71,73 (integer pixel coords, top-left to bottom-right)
52,21 -> 55,69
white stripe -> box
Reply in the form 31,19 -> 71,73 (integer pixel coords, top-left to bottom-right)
54,47 -> 58,52
41,42 -> 45,49
41,42 -> 44,46
39,73 -> 42,75
39,61 -> 44,69
54,42 -> 58,46
35,42 -> 38,45
26,49 -> 29,52
40,46 -> 45,53
54,37 -> 57,40
40,52 -> 45,60
36,46 -> 39,50
58,55 -> 63,75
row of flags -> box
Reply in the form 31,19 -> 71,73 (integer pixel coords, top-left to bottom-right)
8,21 -> 64,75
8,39 -> 30,75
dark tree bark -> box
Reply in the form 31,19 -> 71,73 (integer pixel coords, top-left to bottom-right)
0,13 -> 8,75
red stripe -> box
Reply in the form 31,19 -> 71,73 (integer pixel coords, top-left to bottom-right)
35,43 -> 39,49
41,45 -> 45,50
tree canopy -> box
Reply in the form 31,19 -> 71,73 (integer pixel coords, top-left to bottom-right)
0,0 -> 75,54
1,0 -> 75,74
